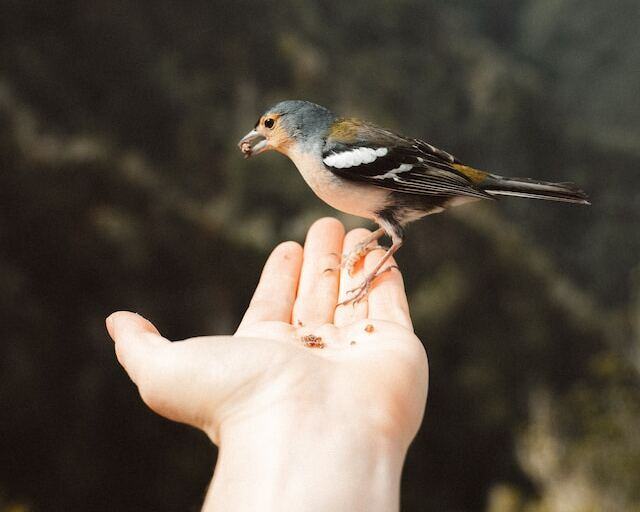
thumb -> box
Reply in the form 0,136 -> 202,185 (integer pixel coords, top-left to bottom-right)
106,311 -> 215,431
106,311 -> 169,389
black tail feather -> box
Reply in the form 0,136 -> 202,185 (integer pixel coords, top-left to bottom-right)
481,176 -> 590,205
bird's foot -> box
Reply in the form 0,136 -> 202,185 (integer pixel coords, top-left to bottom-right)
342,242 -> 388,277
338,265 -> 399,306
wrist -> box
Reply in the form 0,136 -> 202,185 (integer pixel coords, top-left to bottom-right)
202,404 -> 407,512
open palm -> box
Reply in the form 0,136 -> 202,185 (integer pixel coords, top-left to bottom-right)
106,218 -> 428,448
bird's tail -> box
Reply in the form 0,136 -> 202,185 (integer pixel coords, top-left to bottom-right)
481,175 -> 590,205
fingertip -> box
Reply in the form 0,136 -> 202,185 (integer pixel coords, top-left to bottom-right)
107,312 -> 168,384
267,241 -> 304,274
105,313 -> 116,338
310,217 -> 345,237
306,217 -> 346,251
273,240 -> 303,259
106,311 -> 134,340
343,227 -> 373,247
106,311 -> 161,341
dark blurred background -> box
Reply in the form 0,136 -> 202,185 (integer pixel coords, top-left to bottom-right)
1,1 -> 639,510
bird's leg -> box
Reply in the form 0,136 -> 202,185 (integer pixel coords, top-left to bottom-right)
339,239 -> 403,306
342,227 -> 387,276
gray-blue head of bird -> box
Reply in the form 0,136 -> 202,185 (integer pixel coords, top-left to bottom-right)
238,100 -> 336,158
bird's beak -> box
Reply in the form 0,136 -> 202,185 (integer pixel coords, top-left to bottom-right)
238,129 -> 268,158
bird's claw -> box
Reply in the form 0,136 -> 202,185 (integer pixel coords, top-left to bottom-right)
342,243 -> 388,277
338,280 -> 372,307
337,265 -> 399,306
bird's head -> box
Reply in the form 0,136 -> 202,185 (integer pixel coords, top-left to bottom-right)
238,100 -> 335,158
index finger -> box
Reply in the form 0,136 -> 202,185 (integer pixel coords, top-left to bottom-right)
237,241 -> 303,330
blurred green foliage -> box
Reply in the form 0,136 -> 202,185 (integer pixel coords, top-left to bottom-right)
0,0 -> 638,510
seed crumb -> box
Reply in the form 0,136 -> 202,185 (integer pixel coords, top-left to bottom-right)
301,334 -> 325,349
240,141 -> 252,157
350,340 -> 356,346
297,320 -> 304,327
364,324 -> 374,333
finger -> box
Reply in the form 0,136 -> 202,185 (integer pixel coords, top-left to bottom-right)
107,311 -> 223,430
334,228 -> 370,327
106,311 -> 171,387
364,249 -> 413,330
292,217 -> 344,327
238,241 -> 303,330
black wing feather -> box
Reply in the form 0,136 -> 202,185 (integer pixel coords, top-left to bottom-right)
323,130 -> 493,200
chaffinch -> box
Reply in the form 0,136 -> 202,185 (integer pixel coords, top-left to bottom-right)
238,100 -> 589,304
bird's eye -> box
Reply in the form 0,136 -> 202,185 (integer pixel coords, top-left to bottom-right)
264,118 -> 275,129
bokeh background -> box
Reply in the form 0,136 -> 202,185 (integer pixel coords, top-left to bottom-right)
1,1 -> 639,510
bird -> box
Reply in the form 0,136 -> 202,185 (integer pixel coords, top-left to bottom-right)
238,100 -> 589,304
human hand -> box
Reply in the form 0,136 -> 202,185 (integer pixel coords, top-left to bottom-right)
106,217 -> 428,512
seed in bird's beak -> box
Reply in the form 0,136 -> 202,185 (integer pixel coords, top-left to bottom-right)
238,129 -> 267,158
240,141 -> 252,157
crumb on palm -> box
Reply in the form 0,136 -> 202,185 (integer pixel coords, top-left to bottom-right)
301,334 -> 325,348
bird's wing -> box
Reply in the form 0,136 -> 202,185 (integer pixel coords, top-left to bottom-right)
322,119 -> 494,200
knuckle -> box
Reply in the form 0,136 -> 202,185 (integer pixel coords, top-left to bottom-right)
136,366 -> 171,411
318,252 -> 340,273
136,373 -> 159,407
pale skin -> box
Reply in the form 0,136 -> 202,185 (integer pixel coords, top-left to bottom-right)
105,217 -> 429,512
